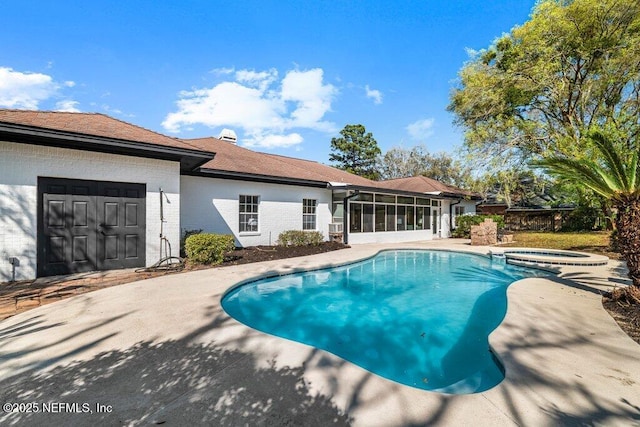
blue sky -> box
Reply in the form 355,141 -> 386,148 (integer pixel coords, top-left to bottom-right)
0,1 -> 535,162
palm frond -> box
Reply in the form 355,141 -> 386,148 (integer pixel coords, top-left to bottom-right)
588,131 -> 630,191
535,131 -> 640,201
629,150 -> 639,191
534,157 -> 615,198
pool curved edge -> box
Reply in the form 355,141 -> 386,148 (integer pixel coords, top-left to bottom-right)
485,276 -> 536,383
220,247 -> 496,300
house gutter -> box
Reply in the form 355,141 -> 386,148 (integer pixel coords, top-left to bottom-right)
191,169 -> 328,188
342,190 -> 360,244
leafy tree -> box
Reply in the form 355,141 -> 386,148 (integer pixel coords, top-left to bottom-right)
421,152 -> 472,188
329,124 -> 381,180
536,130 -> 640,287
379,145 -> 426,180
379,144 -> 472,188
448,0 -> 640,162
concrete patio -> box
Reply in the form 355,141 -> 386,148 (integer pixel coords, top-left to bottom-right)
0,240 -> 639,426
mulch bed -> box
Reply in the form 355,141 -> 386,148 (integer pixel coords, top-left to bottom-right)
217,242 -> 349,266
603,287 -> 640,346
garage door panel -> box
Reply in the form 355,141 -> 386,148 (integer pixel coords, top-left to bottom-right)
71,185 -> 91,195
103,203 -> 119,227
73,201 -> 89,227
72,236 -> 89,262
47,184 -> 66,194
125,235 -> 139,259
125,203 -> 138,227
103,235 -> 119,260
103,187 -> 120,197
125,189 -> 141,198
47,200 -> 66,228
48,236 -> 66,263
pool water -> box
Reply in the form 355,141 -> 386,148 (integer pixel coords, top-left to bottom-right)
221,250 -> 549,394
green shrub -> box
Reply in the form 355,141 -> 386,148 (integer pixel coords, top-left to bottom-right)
184,233 -> 235,265
180,229 -> 203,257
277,230 -> 324,246
452,215 -> 505,238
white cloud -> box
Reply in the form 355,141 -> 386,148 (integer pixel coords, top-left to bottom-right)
102,104 -> 123,115
163,67 -> 338,149
281,69 -> 337,131
102,104 -> 134,117
244,132 -> 303,149
365,85 -> 383,105
210,67 -> 235,76
406,118 -> 435,140
55,100 -> 80,112
164,82 -> 285,132
235,68 -> 278,90
0,67 -> 59,109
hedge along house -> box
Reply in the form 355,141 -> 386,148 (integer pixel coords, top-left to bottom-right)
0,110 -> 214,281
181,136 -> 480,246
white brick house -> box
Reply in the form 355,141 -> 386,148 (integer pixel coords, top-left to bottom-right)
0,110 -> 479,281
0,110 -> 213,281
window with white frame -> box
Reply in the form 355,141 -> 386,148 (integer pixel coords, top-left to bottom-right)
303,199 -> 317,230
239,195 -> 259,232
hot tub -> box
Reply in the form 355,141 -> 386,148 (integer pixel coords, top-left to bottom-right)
490,248 -> 609,267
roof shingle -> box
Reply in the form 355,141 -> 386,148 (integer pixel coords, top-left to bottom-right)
376,175 -> 480,199
184,137 -> 376,186
0,109 -> 200,151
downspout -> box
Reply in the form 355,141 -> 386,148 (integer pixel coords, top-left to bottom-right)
449,198 -> 462,237
343,190 -> 360,244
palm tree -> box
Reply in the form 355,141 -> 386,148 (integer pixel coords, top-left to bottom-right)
535,130 -> 640,288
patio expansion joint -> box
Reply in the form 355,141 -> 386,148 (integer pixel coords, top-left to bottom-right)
479,392 -> 520,426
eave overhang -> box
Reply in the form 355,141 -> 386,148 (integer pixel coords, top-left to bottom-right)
0,122 -> 215,172
187,168 -> 329,188
330,184 -> 481,200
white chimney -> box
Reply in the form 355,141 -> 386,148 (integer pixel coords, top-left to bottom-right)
218,128 -> 237,143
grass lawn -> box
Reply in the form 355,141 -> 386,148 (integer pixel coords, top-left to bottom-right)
502,231 -> 621,259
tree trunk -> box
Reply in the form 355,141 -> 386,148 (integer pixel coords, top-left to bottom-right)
614,195 -> 640,287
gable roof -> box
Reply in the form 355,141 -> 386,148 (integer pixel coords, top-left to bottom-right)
183,137 -> 376,187
376,175 -> 481,199
0,109 -> 215,171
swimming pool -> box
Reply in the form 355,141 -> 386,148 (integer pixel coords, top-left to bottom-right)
221,250 -> 550,394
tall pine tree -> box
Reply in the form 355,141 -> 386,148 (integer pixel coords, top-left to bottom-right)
329,124 -> 381,180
